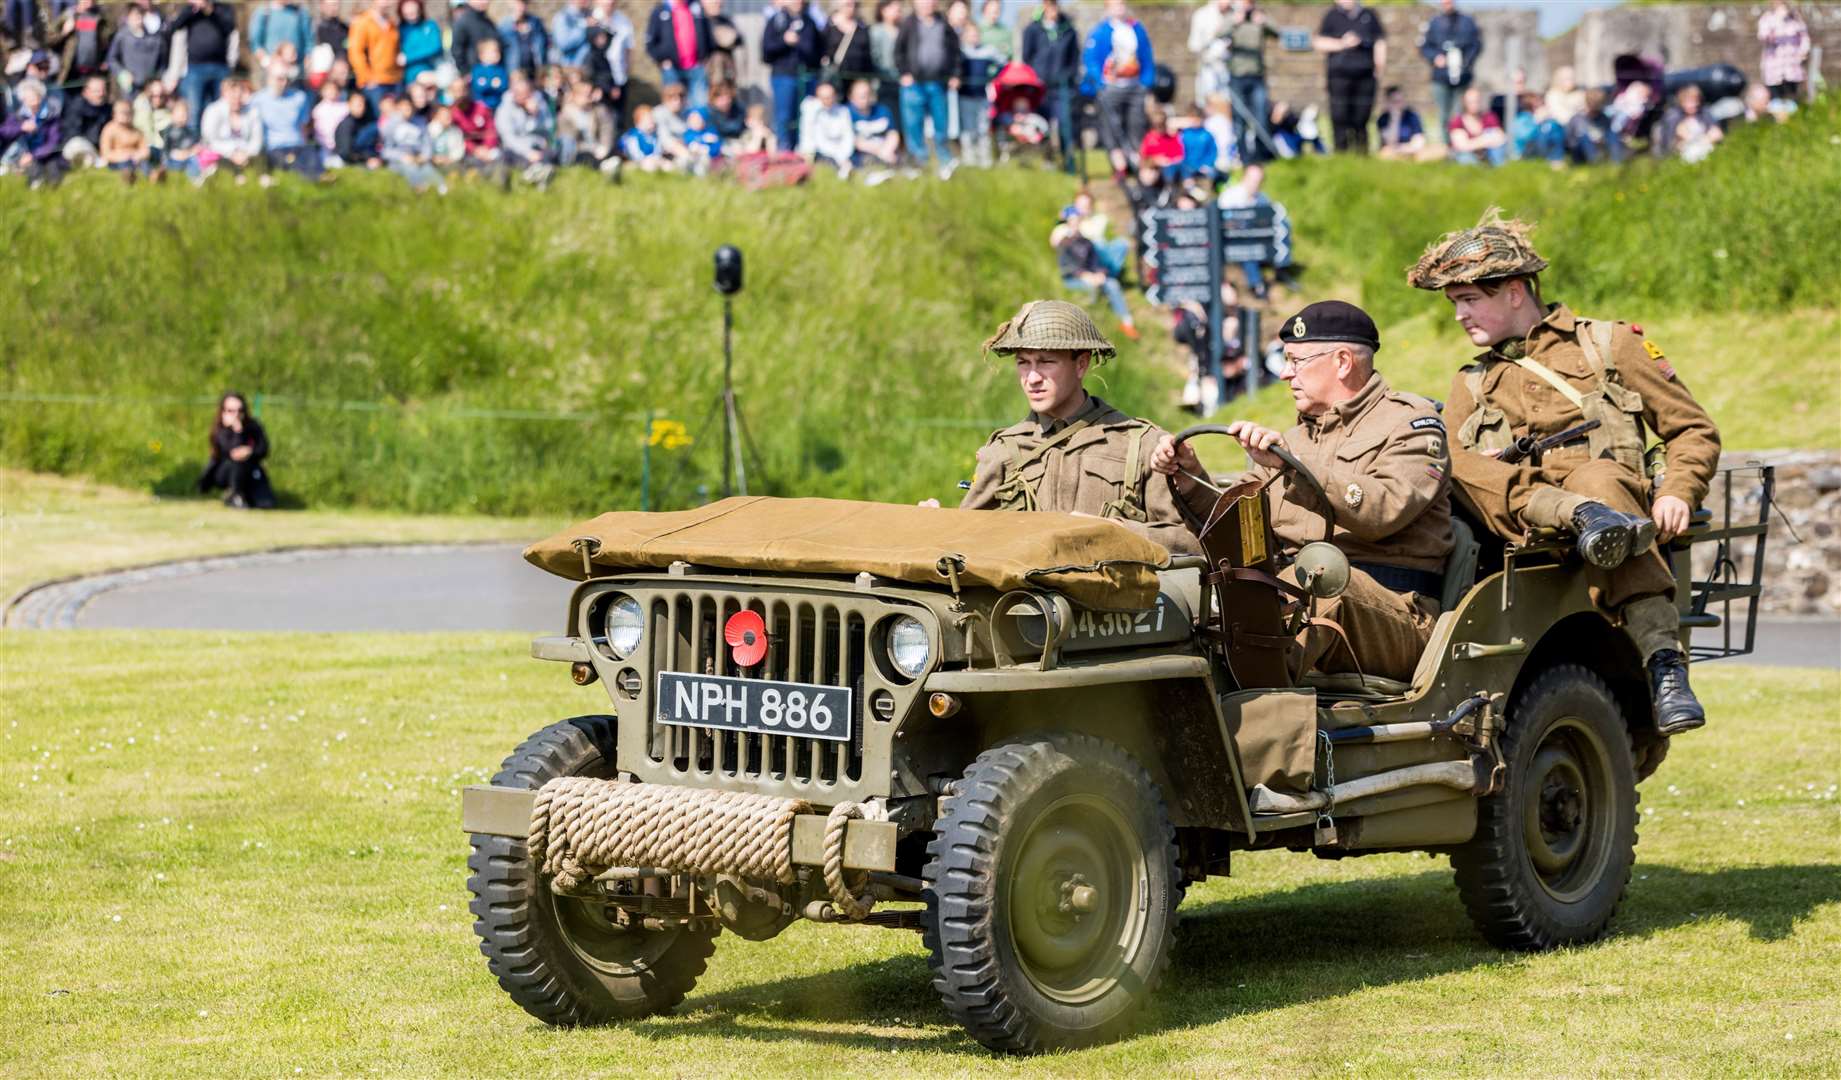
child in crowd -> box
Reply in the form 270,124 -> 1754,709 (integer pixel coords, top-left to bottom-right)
449,77 -> 499,166
996,91 -> 1047,150
311,78 -> 349,165
334,90 -> 381,168
956,22 -> 1000,168
847,78 -> 899,171
428,106 -> 465,172
798,80 -> 854,176
1203,94 -> 1234,174
161,99 -> 203,181
654,81 -> 689,158
383,95 -> 445,192
1606,80 -> 1652,141
1174,104 -> 1218,183
132,79 -> 175,166
471,37 -> 510,111
683,107 -> 725,175
707,82 -> 747,142
737,102 -> 778,155
619,103 -> 669,171
100,99 -> 152,178
1138,106 -> 1183,173
558,79 -> 619,175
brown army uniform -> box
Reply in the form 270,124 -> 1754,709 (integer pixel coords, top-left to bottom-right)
1218,372 -> 1456,681
1446,304 -> 1721,647
961,394 -> 1202,557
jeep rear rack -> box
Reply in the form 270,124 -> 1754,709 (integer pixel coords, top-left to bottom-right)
1676,463 -> 1775,662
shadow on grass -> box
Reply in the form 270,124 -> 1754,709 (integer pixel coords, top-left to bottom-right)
627,860 -> 1839,1055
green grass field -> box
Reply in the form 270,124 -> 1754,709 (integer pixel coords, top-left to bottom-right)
1,631 -> 1835,1076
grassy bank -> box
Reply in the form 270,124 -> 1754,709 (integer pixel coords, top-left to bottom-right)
0,631 -> 1835,1075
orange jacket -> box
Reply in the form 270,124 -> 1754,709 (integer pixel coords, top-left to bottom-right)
348,11 -> 403,88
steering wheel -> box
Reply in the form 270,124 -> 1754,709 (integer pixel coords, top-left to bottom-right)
1169,424 -> 1335,544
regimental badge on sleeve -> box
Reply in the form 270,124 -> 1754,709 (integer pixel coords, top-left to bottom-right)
1642,338 -> 1677,381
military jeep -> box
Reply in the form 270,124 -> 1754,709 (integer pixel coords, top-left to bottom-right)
461,433 -> 1774,1053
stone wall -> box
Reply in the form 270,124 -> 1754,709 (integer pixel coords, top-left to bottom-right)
1565,3 -> 1841,88
1699,451 -> 1841,618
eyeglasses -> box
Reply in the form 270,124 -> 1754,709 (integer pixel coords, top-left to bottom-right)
1279,346 -> 1343,374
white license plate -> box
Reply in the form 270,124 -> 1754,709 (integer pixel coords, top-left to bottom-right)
656,672 -> 853,743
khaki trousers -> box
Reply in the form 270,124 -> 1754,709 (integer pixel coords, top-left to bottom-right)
1287,565 -> 1441,683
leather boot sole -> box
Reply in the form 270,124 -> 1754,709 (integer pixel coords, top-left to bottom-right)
1656,710 -> 1707,736
1578,524 -> 1634,569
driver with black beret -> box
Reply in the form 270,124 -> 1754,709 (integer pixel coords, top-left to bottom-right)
1151,300 -> 1456,682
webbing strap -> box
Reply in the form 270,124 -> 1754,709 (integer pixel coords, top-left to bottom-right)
1509,354 -> 1587,409
994,419 -> 1091,511
1098,427 -> 1148,522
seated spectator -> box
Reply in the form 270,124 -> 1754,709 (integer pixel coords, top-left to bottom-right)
1509,90 -> 1565,166
557,77 -> 619,177
132,79 -> 175,167
471,36 -> 510,111
1202,93 -> 1234,174
1173,279 -> 1244,413
1447,86 -> 1506,166
1063,195 -> 1128,281
99,98 -> 152,178
798,79 -> 854,175
1564,88 -> 1622,164
448,78 -> 500,167
1121,158 -> 1168,271
1544,65 -> 1585,128
1266,100 -> 1322,158
1138,104 -> 1181,171
540,65 -> 569,112
310,78 -> 348,165
333,90 -> 382,168
619,104 -> 674,171
494,71 -> 557,186
107,2 -> 168,98
1374,85 -> 1427,160
1174,104 -> 1217,182
405,76 -> 441,123
1605,80 -> 1651,143
707,81 -> 746,142
428,104 -> 465,170
60,73 -> 111,166
847,78 -> 899,169
736,102 -> 778,155
160,99 -> 205,180
252,62 -> 322,178
957,21 -> 999,168
654,80 -> 689,158
682,105 -> 725,174
1660,84 -> 1722,164
1053,221 -> 1138,340
1741,82 -> 1787,125
197,393 -> 277,510
996,90 -> 1048,152
382,93 -> 445,191
199,77 -> 264,182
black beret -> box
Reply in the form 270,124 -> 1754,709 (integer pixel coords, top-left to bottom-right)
1279,300 -> 1381,352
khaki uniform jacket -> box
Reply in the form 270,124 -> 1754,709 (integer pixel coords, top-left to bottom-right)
1446,304 -> 1721,508
1233,372 -> 1455,573
960,394 -> 1202,556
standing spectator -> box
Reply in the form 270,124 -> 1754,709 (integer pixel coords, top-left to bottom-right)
1054,222 -> 1138,340
764,0 -> 821,153
822,0 -> 874,89
1544,65 -> 1584,129
1373,84 -> 1425,159
1757,1 -> 1810,106
1416,0 -> 1477,143
100,98 -> 152,177
703,0 -> 742,89
198,394 -> 276,510
957,21 -> 1000,167
1082,0 -> 1154,180
1187,0 -> 1231,102
199,76 -> 262,181
52,0 -> 111,86
846,76 -> 898,169
1564,87 -> 1621,164
869,0 -> 903,130
500,0 -> 551,79
171,0 -> 239,135
60,73 -> 110,163
553,0 -> 593,68
132,77 -> 174,163
451,0 -> 497,71
1312,0 -> 1384,155
106,2 -> 167,98
1020,0 -> 1080,175
1,79 -> 67,187
1223,0 -> 1278,165
895,0 -> 958,175
347,0 -> 402,112
1446,84 -> 1504,166
589,5 -> 635,126
249,1 -> 312,80
333,87 -> 380,165
495,70 -> 557,184
470,36 -> 509,110
397,0 -> 444,87
799,77 -> 853,173
977,0 -> 1011,62
252,59 -> 319,177
3,0 -> 42,50
645,0 -> 711,109
448,75 -> 499,164
313,0 -> 348,57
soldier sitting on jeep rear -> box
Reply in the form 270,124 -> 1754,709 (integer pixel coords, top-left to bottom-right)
1153,300 -> 1455,682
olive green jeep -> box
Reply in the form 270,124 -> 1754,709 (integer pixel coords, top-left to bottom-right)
461,434 -> 1774,1053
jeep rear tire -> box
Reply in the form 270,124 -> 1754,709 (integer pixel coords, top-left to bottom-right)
922,734 -> 1179,1053
466,716 -> 718,1025
1452,666 -> 1638,950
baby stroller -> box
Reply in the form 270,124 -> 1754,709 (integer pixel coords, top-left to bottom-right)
990,61 -> 1053,166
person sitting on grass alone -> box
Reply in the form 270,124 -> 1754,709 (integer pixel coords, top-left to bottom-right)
197,392 -> 277,510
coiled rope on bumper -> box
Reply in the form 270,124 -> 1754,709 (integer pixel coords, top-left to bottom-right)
822,801 -> 876,921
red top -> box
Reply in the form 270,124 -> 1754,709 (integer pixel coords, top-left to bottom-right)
451,99 -> 498,150
1448,111 -> 1501,135
1139,130 -> 1183,166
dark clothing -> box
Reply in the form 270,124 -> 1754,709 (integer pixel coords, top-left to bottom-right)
171,3 -> 236,66
197,418 -> 276,509
1418,9 -> 1480,88
55,5 -> 110,79
707,98 -> 745,139
894,13 -> 957,83
1327,70 -> 1376,153
333,113 -> 377,162
1020,13 -> 1080,88
1056,233 -> 1101,279
761,7 -> 820,77
314,13 -> 348,55
644,0 -> 711,70
450,5 -> 498,70
1376,105 -> 1423,146
65,94 -> 109,146
820,20 -> 873,83
105,25 -> 168,93
1318,4 -> 1383,77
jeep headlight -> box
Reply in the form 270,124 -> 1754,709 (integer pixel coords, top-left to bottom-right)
602,594 -> 644,659
886,615 -> 931,680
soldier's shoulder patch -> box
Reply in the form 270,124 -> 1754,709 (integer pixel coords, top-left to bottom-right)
1641,338 -> 1677,380
1410,416 -> 1445,432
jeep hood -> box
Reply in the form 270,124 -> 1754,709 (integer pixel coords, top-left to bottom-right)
525,496 -> 1170,610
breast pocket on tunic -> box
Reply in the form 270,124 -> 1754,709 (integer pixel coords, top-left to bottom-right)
1075,453 -> 1132,519
1457,405 -> 1511,453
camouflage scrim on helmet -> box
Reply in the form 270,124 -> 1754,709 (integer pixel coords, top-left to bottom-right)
982,299 -> 1117,360
1406,207 -> 1550,290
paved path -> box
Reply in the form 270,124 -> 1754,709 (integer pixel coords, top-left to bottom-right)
12,546 -> 1840,669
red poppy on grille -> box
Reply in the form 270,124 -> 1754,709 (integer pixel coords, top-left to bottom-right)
724,610 -> 768,667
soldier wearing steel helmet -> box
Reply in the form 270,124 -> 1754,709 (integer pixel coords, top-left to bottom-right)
1407,209 -> 1721,735
936,299 -> 1202,556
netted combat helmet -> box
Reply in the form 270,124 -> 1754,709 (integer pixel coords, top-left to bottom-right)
982,300 -> 1116,360
1406,207 -> 1549,290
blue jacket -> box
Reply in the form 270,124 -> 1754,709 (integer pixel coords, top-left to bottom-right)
1177,126 -> 1217,178
250,2 -> 312,64
1418,11 -> 1481,88
761,7 -> 820,76
552,5 -> 592,68
620,126 -> 658,159
1081,18 -> 1153,97
399,19 -> 446,84
499,13 -> 550,75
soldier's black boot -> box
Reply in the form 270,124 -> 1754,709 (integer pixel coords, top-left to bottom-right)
1570,501 -> 1658,570
1647,649 -> 1706,735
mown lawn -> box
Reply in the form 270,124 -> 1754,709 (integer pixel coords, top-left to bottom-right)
1,631 -> 1835,1076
